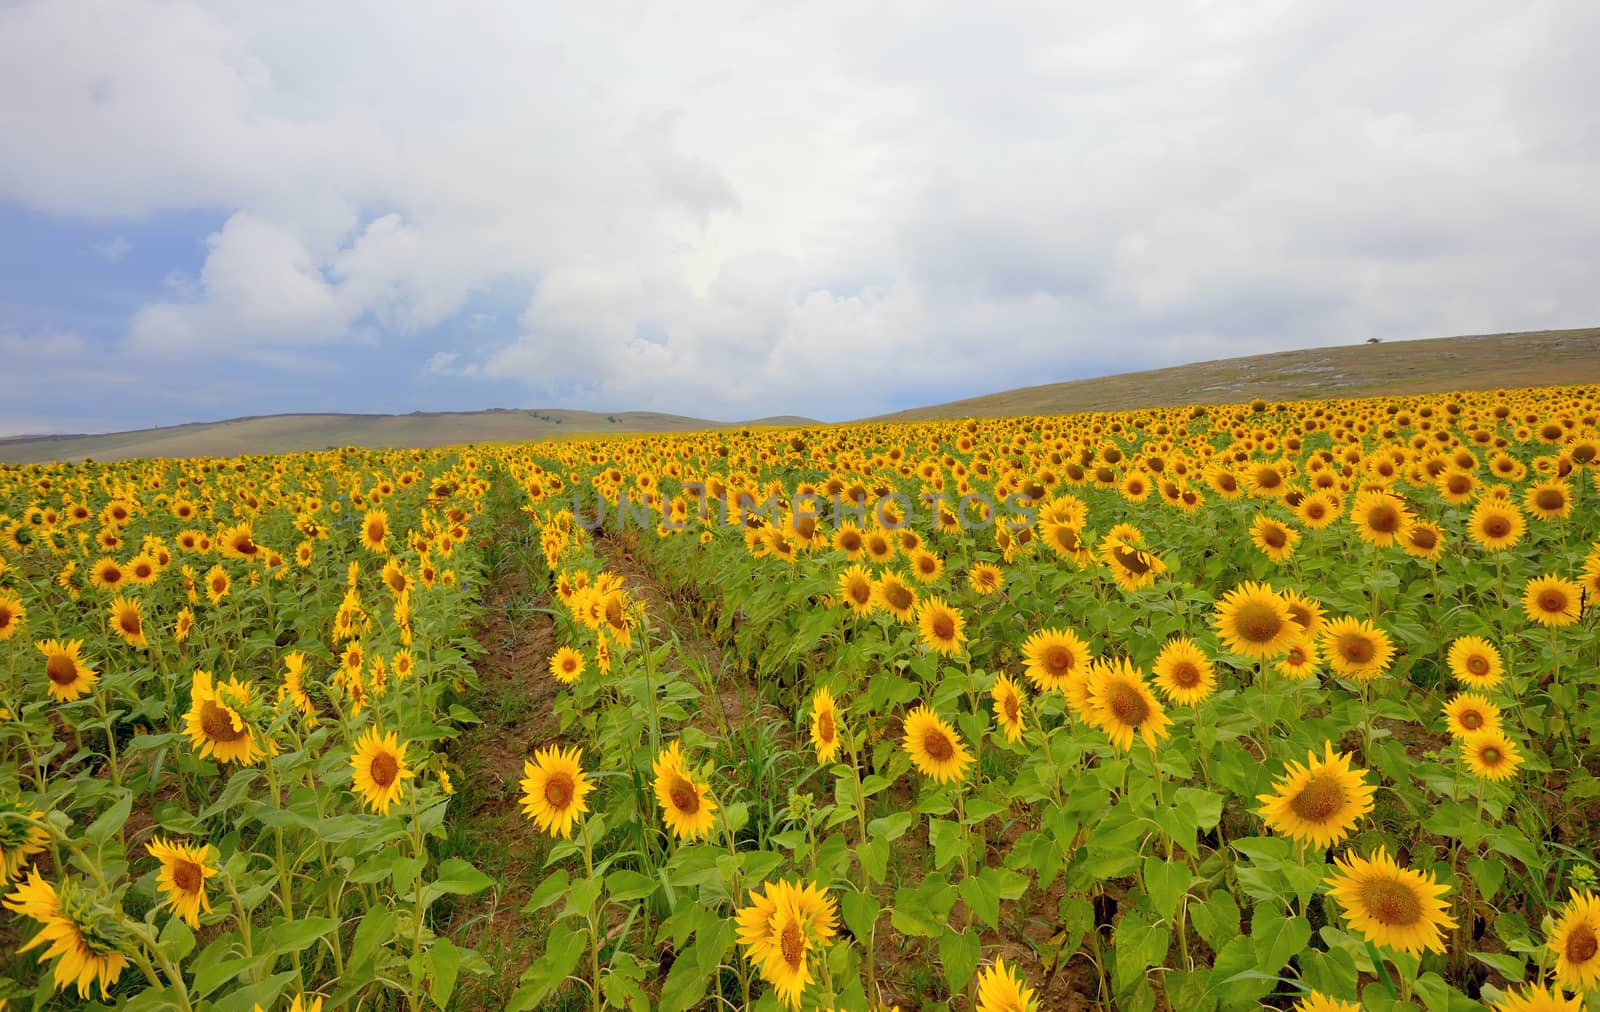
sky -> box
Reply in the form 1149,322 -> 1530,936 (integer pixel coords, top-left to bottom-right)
2,1 -> 1598,436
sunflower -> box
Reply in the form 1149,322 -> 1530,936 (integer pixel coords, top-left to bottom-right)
902,705 -> 973,784
1446,636 -> 1503,689
351,731 -> 414,817
1548,889 -> 1600,992
29,636 -> 96,705
1294,994 -> 1363,1012
1257,742 -> 1376,848
872,571 -> 918,623
380,558 -> 410,595
810,687 -> 842,764
1402,521 -> 1446,561
1525,478 -> 1573,520
653,741 -> 717,842
89,557 -> 125,591
1442,692 -> 1502,739
836,564 -> 875,615
1101,533 -> 1166,592
1085,658 -> 1172,752
1489,983 -> 1584,1012
108,595 -> 149,648
1324,847 -> 1455,955
832,524 -> 865,559
1461,730 -> 1523,782
907,548 -> 944,585
1021,627 -> 1091,693
990,674 -> 1027,744
217,522 -> 261,561
520,745 -> 594,838
975,957 -> 1040,1012
146,837 -> 216,928
1468,499 -> 1525,551
1523,574 -> 1582,628
1275,635 -> 1322,680
1250,515 -> 1300,562
0,800 -> 48,884
360,510 -> 390,553
1351,490 -> 1412,547
1319,617 -> 1394,681
916,596 -> 966,656
549,646 -> 585,685
126,553 -> 159,585
0,589 -> 24,642
1213,582 -> 1297,659
4,871 -> 130,999
734,879 -> 838,1008
278,652 -> 316,719
1151,637 -> 1216,706
862,529 -> 895,564
967,562 -> 1005,596
1296,490 -> 1341,530
1039,521 -> 1091,564
184,670 -> 268,766
205,564 -> 230,605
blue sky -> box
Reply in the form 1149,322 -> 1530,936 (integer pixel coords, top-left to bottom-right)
2,1 -> 1597,436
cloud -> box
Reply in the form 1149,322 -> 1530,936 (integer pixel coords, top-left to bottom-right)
2,0 -> 1598,424
91,237 -> 132,262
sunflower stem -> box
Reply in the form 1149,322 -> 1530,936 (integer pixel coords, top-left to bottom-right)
579,815 -> 602,1012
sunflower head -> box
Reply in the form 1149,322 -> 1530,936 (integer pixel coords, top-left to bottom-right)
519,745 -> 594,838
1324,846 -> 1456,956
36,638 -> 99,703
1548,889 -> 1600,993
350,728 -> 414,815
901,705 -> 973,784
652,741 -> 718,842
809,688 -> 842,764
1214,582 -> 1297,660
1256,742 -> 1376,848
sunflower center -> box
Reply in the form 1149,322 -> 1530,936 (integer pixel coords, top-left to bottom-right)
1289,772 -> 1346,822
848,581 -> 871,606
1483,516 -> 1510,538
931,613 -> 956,640
922,728 -> 955,762
1448,475 -> 1470,494
1112,545 -> 1151,575
1535,490 -> 1564,511
102,568 -> 122,584
1004,694 -> 1020,722
366,522 -> 384,542
1566,923 -> 1598,964
120,611 -> 142,637
369,751 -> 399,789
1479,745 -> 1503,765
46,655 -> 79,685
199,701 -> 247,743
1171,662 -> 1200,688
779,917 -> 805,970
1466,655 -> 1489,676
1358,877 -> 1423,926
884,584 -> 913,611
1233,602 -> 1284,644
544,773 -> 574,809
1460,710 -> 1484,731
172,859 -> 203,894
669,779 -> 699,815
1410,527 -> 1437,549
1337,633 -> 1376,665
1262,526 -> 1286,549
839,531 -> 862,552
1043,646 -> 1075,676
1106,682 -> 1150,726
1053,528 -> 1081,552
818,710 -> 836,742
1368,505 -> 1401,533
1538,590 -> 1568,614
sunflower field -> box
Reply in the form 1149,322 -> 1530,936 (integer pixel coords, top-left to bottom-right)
2,385 -> 1599,1011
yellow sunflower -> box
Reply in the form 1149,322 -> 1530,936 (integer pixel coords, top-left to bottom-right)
278,652 -> 316,720
1101,533 -> 1166,592
146,837 -> 217,928
4,870 -> 129,999
1085,658 -> 1172,752
836,564 -> 876,615
915,596 -> 966,656
174,607 -> 194,644
1324,847 -> 1455,955
653,741 -> 717,842
901,705 -> 973,784
1442,692 -> 1502,739
1021,626 -> 1091,693
1523,574 -> 1582,628
734,879 -> 838,1008
184,670 -> 268,766
1461,730 -> 1523,782
990,674 -> 1027,744
1446,636 -> 1503,689
872,571 -> 918,623
1351,490 -> 1412,547
810,687 -> 842,764
549,646 -> 585,686
0,589 -> 26,643
1275,635 -> 1322,680
1151,637 -> 1216,706
1250,514 -> 1300,562
108,595 -> 149,648
1489,983 -> 1583,1012
0,801 -> 49,884
1401,521 -> 1446,561
217,522 -> 262,561
1257,742 -> 1376,848
967,562 -> 1005,596
36,639 -> 98,702
1319,616 -> 1394,681
1547,889 -> 1600,992
975,957 -> 1040,1012
360,509 -> 390,553
89,557 -> 126,591
1294,993 -> 1363,1012
1524,478 -> 1573,520
1214,581 -> 1297,659
350,728 -> 414,815
205,564 -> 230,605
907,548 -> 944,585
519,745 -> 594,838
1468,499 -> 1525,551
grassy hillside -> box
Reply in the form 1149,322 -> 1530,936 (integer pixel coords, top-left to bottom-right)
874,327 -> 1600,421
0,409 -> 816,464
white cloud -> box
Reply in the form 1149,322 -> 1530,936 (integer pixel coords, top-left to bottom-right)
2,0 -> 1598,419
91,237 -> 132,262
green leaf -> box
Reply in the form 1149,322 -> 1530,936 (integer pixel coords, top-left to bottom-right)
86,791 -> 133,849
929,818 -> 964,870
605,869 -> 657,903
1252,912 -> 1311,977
523,869 -> 569,913
428,938 -> 462,1009
840,890 -> 880,943
959,875 -> 1000,929
1191,891 -> 1240,951
257,916 -> 338,960
508,924 -> 588,1011
939,928 -> 981,995
1141,856 -> 1191,923
427,857 -> 493,897
348,906 -> 397,972
158,916 -> 196,962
